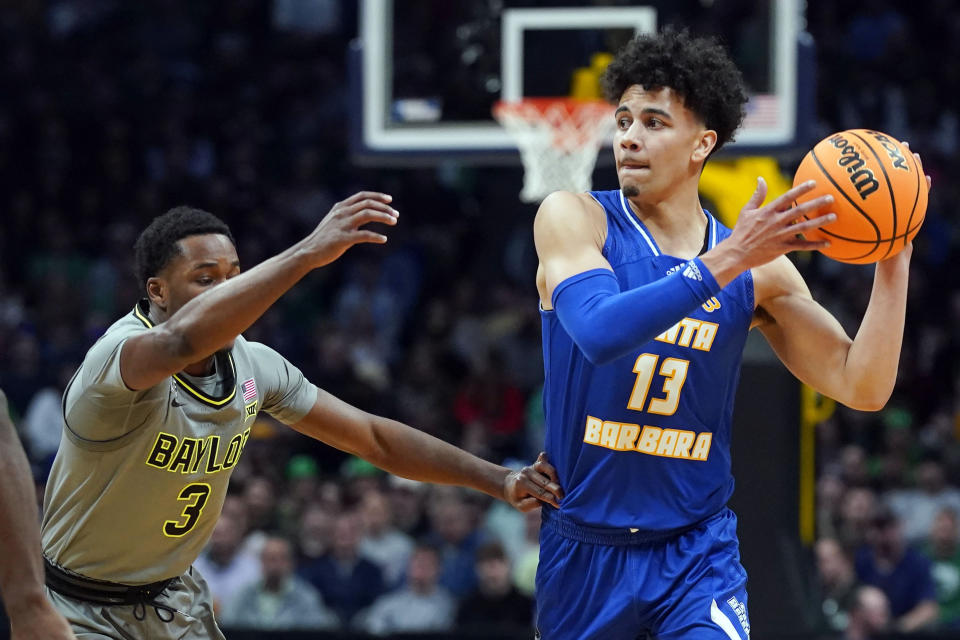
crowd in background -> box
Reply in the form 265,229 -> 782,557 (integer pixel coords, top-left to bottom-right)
1,0 -> 959,636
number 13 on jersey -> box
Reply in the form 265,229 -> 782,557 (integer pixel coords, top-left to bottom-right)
627,353 -> 689,416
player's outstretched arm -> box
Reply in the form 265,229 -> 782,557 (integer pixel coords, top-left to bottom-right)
0,390 -> 76,640
120,193 -> 398,390
534,188 -> 832,366
289,389 -> 564,511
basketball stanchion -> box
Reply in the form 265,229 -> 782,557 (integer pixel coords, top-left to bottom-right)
493,98 -> 615,203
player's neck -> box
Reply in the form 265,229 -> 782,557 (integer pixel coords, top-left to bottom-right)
624,187 -> 707,258
182,356 -> 216,377
146,301 -> 217,377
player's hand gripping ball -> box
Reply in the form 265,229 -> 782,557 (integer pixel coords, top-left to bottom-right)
793,129 -> 927,264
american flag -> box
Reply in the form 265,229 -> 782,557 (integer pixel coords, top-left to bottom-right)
743,94 -> 780,129
241,378 -> 257,402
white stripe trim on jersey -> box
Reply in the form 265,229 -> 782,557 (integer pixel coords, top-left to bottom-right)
709,214 -> 718,250
618,191 -> 659,256
710,599 -> 744,640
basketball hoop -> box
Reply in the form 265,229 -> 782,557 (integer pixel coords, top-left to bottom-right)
493,98 -> 615,203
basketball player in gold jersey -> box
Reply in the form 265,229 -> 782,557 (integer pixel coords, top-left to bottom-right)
41,191 -> 563,639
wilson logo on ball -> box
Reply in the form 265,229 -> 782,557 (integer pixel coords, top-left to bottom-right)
827,133 -> 879,200
868,131 -> 910,171
793,128 -> 927,264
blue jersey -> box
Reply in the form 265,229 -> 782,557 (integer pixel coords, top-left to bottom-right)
541,189 -> 755,531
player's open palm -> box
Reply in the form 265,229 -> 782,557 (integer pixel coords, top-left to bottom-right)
725,177 -> 836,270
301,191 -> 399,268
504,452 -> 565,512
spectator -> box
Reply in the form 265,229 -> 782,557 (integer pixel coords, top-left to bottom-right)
358,543 -> 456,635
923,508 -> 960,628
855,506 -> 939,631
846,586 -> 891,640
0,334 -> 44,417
19,362 -> 75,462
816,474 -> 847,541
275,454 -> 321,535
244,475 -> 280,537
295,502 -> 333,566
240,475 -> 280,558
388,475 -> 429,538
221,536 -> 338,631
815,537 -> 861,631
839,444 -> 871,488
513,507 -> 542,597
219,493 -> 260,558
840,487 -> 879,550
333,259 -> 401,364
425,487 -> 485,598
453,353 -> 526,460
299,509 -> 385,625
194,506 -> 260,615
456,541 -> 533,633
887,459 -> 960,543
483,478 -> 526,564
358,487 -> 414,587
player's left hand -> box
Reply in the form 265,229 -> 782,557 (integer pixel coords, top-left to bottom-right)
503,452 -> 564,512
877,141 -> 928,270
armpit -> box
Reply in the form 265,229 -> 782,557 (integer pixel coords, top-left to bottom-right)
751,305 -> 775,329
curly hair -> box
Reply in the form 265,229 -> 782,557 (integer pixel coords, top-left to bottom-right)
602,28 -> 747,153
133,206 -> 236,287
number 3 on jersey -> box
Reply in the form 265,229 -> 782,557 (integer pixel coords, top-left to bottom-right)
164,483 -> 211,537
627,353 -> 689,416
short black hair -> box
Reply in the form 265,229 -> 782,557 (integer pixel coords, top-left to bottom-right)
602,28 -> 748,153
412,540 -> 441,558
475,541 -> 508,564
133,206 -> 235,288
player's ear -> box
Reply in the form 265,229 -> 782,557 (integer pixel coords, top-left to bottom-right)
692,129 -> 717,164
146,277 -> 167,312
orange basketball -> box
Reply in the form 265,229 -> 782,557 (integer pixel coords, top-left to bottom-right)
793,129 -> 927,264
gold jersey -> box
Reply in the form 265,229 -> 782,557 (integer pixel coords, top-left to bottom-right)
42,301 -> 317,584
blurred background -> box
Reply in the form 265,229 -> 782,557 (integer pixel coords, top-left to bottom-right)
0,0 -> 958,638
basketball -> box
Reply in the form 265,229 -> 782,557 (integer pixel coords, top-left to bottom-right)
793,129 -> 927,264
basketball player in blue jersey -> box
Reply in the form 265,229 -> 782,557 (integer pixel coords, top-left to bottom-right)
532,29 -> 930,639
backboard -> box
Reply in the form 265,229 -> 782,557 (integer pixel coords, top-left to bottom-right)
351,0 -> 810,163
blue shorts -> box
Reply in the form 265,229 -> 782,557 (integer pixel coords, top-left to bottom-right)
535,508 -> 750,640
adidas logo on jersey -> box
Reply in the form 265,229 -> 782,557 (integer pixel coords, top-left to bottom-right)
682,261 -> 703,281
665,261 -> 702,281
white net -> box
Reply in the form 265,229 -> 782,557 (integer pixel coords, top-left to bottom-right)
493,99 -> 615,203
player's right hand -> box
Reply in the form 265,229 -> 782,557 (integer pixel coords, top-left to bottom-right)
731,177 -> 837,266
9,599 -> 77,640
701,178 -> 836,287
504,452 -> 565,512
299,191 -> 399,268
